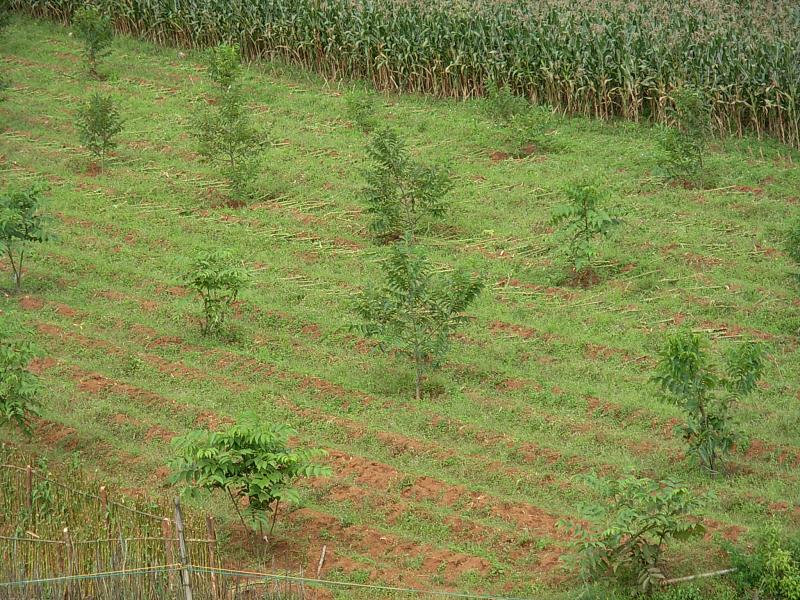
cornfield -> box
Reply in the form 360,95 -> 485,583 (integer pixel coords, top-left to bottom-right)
12,0 -> 800,147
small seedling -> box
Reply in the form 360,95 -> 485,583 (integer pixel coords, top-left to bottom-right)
169,414 -> 331,538
485,81 -> 555,155
192,44 -> 266,201
653,331 -> 765,475
0,182 -> 50,291
787,216 -> 800,268
76,92 -> 123,171
550,181 -> 622,282
0,316 -> 42,436
345,90 -> 379,133
184,249 -> 250,336
362,128 -> 453,243
559,473 -> 707,593
352,239 -> 483,400
73,5 -> 114,79
659,86 -> 712,183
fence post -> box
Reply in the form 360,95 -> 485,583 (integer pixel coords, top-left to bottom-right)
99,485 -> 110,531
206,515 -> 220,599
173,497 -> 193,600
62,527 -> 74,599
25,465 -> 33,511
162,518 -> 177,594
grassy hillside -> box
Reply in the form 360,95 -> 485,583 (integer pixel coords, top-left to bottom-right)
1,16 -> 799,599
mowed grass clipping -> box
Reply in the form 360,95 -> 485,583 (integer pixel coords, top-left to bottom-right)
1,16 -> 800,599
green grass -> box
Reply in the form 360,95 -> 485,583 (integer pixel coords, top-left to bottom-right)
1,16 -> 799,599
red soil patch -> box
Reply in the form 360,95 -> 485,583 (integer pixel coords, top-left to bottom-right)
85,162 -> 102,177
683,253 -> 722,269
584,343 -> 627,361
731,185 -> 764,196
144,425 -> 177,443
490,151 -> 510,162
194,411 -> 235,431
31,417 -> 78,449
97,290 -> 127,301
375,431 -> 434,458
28,357 -> 57,375
54,303 -> 78,318
497,378 -> 542,392
489,320 -> 540,340
327,450 -> 400,491
300,323 -> 322,339
19,296 -> 45,310
140,300 -> 159,313
517,442 -> 561,465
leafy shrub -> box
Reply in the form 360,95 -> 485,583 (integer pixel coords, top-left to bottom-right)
654,331 -> 765,475
192,44 -> 265,201
0,317 -> 42,435
729,527 -> 800,600
76,92 -> 123,171
345,90 -> 379,133
169,415 -> 331,537
550,181 -> 622,279
362,128 -> 452,243
352,239 -> 483,400
73,5 -> 114,79
787,216 -> 800,267
560,474 -> 707,594
660,86 -> 712,182
485,81 -> 555,155
184,249 -> 250,336
0,182 -> 50,291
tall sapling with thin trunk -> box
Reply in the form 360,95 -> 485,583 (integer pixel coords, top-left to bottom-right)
73,5 -> 114,79
169,415 -> 331,539
653,331 -> 765,475
192,44 -> 266,201
352,239 -> 483,400
76,92 -> 123,171
0,183 -> 50,291
362,128 -> 452,243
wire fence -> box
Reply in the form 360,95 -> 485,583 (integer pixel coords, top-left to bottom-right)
0,447 -> 535,600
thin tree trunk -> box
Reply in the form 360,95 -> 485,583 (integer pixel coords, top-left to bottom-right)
226,488 -> 248,530
269,500 -> 280,538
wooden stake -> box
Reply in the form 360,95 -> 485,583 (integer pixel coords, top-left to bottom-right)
206,515 -> 219,599
316,545 -> 327,578
173,497 -> 194,600
663,568 -> 737,586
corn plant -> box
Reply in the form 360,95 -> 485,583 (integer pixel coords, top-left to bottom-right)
550,181 -> 622,281
659,86 -> 712,183
72,5 -> 113,79
653,331 -> 766,475
192,44 -> 265,201
18,0 -> 799,148
361,128 -> 453,243
0,182 -> 50,291
184,249 -> 250,336
0,316 -> 41,435
169,414 -> 331,538
76,92 -> 123,171
351,239 -> 483,400
559,474 -> 707,594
